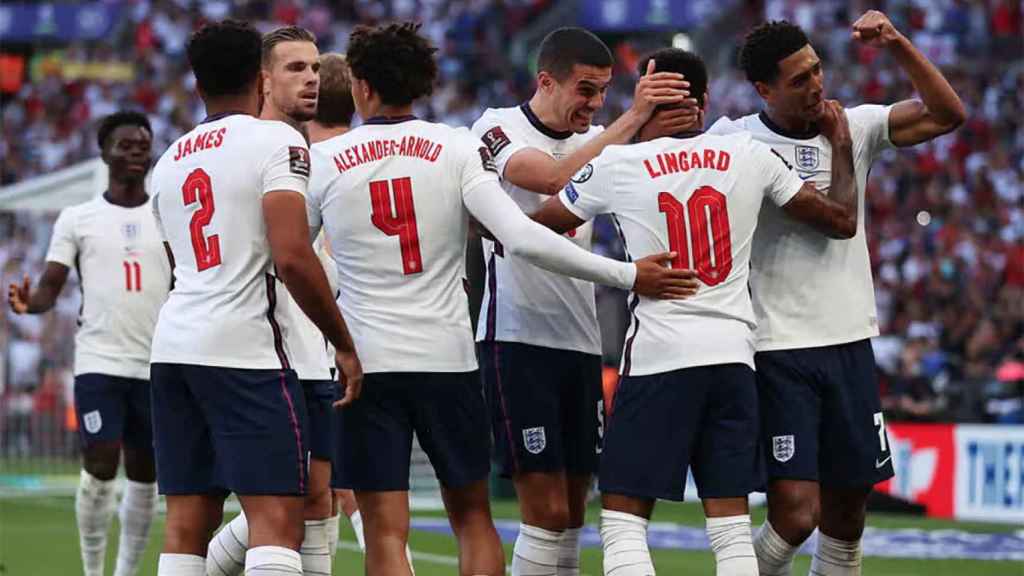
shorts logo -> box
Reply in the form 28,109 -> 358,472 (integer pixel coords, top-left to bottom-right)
482,126 -> 511,157
794,145 -> 819,170
289,146 -> 310,177
773,435 -> 795,463
82,410 -> 102,434
523,427 -> 546,455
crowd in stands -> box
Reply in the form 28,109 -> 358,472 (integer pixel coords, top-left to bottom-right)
0,0 -> 1021,434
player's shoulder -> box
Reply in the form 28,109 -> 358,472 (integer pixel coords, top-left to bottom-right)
707,114 -> 756,136
843,103 -> 891,129
56,196 -> 100,220
474,106 -> 521,126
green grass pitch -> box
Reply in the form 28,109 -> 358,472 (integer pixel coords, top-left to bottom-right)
1,496 -> 1020,575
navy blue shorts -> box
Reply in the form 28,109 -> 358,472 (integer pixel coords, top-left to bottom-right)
74,373 -> 152,451
303,379 -> 336,462
478,341 -> 602,478
151,363 -> 309,496
333,371 -> 490,491
600,364 -> 763,501
755,339 -> 894,487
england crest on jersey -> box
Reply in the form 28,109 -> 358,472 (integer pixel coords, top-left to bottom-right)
523,426 -> 547,454
83,410 -> 103,434
772,435 -> 795,462
794,145 -> 819,170
121,222 -> 140,242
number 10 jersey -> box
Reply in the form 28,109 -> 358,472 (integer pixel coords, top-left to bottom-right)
149,114 -> 310,369
558,132 -> 805,376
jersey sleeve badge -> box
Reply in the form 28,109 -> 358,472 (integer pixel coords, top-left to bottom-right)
289,146 -> 311,176
481,126 -> 511,157
478,146 -> 498,173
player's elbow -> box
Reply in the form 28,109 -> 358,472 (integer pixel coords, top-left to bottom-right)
271,248 -> 308,284
826,215 -> 858,239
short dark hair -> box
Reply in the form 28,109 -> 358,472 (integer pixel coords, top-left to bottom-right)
638,48 -> 708,108
346,22 -> 437,107
97,111 -> 151,150
739,20 -> 810,85
537,27 -> 613,81
263,26 -> 317,66
186,19 -> 263,97
316,53 -> 354,127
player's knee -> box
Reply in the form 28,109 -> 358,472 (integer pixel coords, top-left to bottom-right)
82,443 -> 121,481
304,485 -> 333,519
820,491 -> 868,541
524,495 -> 571,531
122,446 -> 156,483
769,493 -> 819,544
249,504 -> 305,549
165,515 -> 218,555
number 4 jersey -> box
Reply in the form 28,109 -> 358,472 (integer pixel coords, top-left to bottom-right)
149,113 -> 310,369
559,132 -> 805,376
46,195 -> 171,379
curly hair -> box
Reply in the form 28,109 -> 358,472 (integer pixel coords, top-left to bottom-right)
638,48 -> 708,108
96,111 -> 151,150
186,19 -> 263,97
346,22 -> 438,107
739,20 -> 810,85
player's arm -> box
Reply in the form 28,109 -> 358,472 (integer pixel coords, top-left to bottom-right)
502,61 -> 693,195
780,101 -> 857,239
531,195 -> 587,235
263,191 -> 362,404
852,10 -> 966,147
7,263 -> 70,315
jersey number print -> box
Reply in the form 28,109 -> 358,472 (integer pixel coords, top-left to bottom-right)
182,168 -> 222,271
370,177 -> 423,275
658,186 -> 732,286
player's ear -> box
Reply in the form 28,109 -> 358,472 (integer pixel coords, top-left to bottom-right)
753,81 -> 772,101
261,68 -> 271,96
537,70 -> 554,94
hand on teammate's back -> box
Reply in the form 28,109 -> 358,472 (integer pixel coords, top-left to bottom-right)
7,275 -> 30,314
333,349 -> 364,408
632,252 -> 701,300
631,59 -> 692,119
816,100 -> 852,147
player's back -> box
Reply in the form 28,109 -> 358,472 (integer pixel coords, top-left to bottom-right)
309,117 -> 493,374
565,132 -> 801,376
150,113 -> 309,369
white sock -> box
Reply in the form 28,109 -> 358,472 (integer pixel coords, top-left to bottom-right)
706,515 -> 757,576
600,509 -> 655,576
325,513 -> 341,558
207,512 -> 248,576
244,546 -> 302,575
407,543 -> 416,575
809,532 -> 862,576
754,521 -> 799,576
76,470 -> 117,576
348,509 -> 366,551
557,527 -> 582,575
113,479 -> 158,576
159,553 -> 206,576
512,523 -> 562,576
300,519 -> 332,576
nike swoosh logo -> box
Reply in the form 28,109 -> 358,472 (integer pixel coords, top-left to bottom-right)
876,455 -> 892,468
798,173 -> 814,180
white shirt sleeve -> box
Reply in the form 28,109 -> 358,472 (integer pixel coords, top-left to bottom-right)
749,139 -> 805,207
847,104 -> 893,161
472,110 -> 530,179
306,148 -> 332,240
45,207 -> 78,267
260,125 -> 310,196
557,155 -> 614,221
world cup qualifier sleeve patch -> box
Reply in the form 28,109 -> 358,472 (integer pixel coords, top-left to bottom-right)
478,147 -> 498,173
289,146 -> 311,176
481,126 -> 511,157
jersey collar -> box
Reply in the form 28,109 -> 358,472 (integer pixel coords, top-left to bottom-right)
758,110 -> 820,140
519,103 -> 573,140
364,115 -> 418,125
200,111 -> 248,124
669,130 -> 704,140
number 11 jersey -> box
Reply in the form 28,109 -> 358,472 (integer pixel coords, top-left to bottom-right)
149,113 -> 310,369
558,132 -> 805,376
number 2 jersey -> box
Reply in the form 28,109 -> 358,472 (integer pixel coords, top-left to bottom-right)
45,195 -> 171,379
559,132 -> 805,376
149,113 -> 310,369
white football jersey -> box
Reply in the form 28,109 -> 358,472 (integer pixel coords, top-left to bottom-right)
282,237 -> 338,381
558,132 -> 805,375
307,117 -> 500,374
149,113 -> 310,369
708,105 -> 892,351
45,195 -> 171,380
472,105 -> 604,355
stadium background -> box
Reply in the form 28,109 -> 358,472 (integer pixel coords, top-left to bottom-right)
0,0 -> 1021,574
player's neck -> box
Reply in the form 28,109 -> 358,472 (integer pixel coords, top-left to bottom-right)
105,180 -> 148,208
308,122 -> 349,144
204,94 -> 259,120
761,107 -> 818,138
365,104 -> 414,122
526,94 -> 570,133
